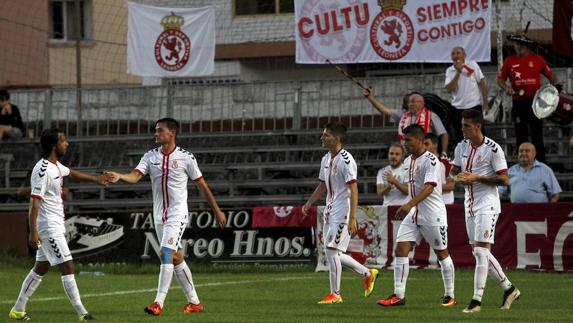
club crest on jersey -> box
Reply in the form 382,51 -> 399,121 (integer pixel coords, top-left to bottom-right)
168,237 -> 174,245
172,160 -> 178,169
155,12 -> 191,72
484,230 -> 490,239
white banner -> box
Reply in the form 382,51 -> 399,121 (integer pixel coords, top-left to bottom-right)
127,2 -> 215,77
295,0 -> 491,63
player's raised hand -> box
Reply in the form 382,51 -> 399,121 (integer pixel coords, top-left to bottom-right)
28,230 -> 41,249
363,87 -> 373,98
215,209 -> 227,229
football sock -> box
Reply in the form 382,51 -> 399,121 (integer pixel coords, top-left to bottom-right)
61,274 -> 88,315
473,247 -> 489,301
174,262 -> 200,304
155,264 -> 174,307
438,256 -> 455,297
394,257 -> 409,299
339,253 -> 370,277
487,250 -> 512,290
14,269 -> 43,312
325,248 -> 342,295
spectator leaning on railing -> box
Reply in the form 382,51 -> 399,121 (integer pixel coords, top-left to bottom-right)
499,142 -> 561,203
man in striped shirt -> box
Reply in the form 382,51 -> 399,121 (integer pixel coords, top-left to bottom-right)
106,118 -> 226,316
451,109 -> 520,313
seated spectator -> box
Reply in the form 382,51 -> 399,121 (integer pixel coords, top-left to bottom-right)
363,89 -> 449,158
0,89 -> 25,141
502,142 -> 561,203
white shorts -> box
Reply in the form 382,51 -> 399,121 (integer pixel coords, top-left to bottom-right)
36,231 -> 73,266
466,212 -> 498,244
155,220 -> 187,251
396,216 -> 448,251
323,222 -> 350,252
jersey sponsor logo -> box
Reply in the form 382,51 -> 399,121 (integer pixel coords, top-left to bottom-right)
33,186 -> 42,194
152,162 -> 161,166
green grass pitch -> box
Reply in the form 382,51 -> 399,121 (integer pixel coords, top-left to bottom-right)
1,263 -> 572,322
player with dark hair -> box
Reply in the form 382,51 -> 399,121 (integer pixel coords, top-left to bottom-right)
106,118 -> 226,316
451,109 -> 520,313
378,124 -> 455,308
9,128 -> 110,321
303,122 -> 378,304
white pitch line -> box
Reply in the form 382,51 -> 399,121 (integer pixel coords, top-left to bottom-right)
0,275 -> 317,305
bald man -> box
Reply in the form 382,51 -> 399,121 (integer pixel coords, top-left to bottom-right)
503,142 -> 561,203
363,90 -> 449,158
445,47 -> 489,143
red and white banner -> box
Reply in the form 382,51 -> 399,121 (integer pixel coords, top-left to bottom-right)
252,206 -> 317,228
315,203 -> 573,272
295,0 -> 491,63
127,2 -> 215,77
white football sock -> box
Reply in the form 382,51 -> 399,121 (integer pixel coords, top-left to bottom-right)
174,262 -> 200,304
394,257 -> 409,299
155,264 -> 174,308
14,269 -> 43,312
61,274 -> 88,315
438,256 -> 455,298
325,248 -> 342,295
487,250 -> 512,290
473,247 -> 489,301
339,253 -> 370,277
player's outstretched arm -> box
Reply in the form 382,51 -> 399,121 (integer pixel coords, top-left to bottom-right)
69,169 -> 112,186
195,178 -> 227,229
104,171 -> 143,184
302,181 -> 326,216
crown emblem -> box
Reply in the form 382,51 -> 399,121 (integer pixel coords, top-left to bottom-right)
378,0 -> 407,10
160,12 -> 184,31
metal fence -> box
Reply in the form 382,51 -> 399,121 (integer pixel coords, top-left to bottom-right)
11,68 -> 572,138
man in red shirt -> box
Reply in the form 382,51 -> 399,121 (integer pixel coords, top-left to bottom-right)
497,34 -> 560,162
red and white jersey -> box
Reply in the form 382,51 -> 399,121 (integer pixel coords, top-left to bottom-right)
135,146 -> 203,224
318,149 -> 357,224
452,137 -> 508,215
377,164 -> 410,206
30,159 -> 70,233
403,151 -> 447,226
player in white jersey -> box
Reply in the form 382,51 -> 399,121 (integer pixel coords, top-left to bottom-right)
9,128 -> 111,321
302,122 -> 378,304
451,109 -> 520,313
377,125 -> 456,308
423,133 -> 455,204
377,143 -> 410,206
106,118 -> 226,316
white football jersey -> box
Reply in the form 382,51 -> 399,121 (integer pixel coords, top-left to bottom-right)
135,147 -> 202,224
403,151 -> 447,226
377,165 -> 410,206
318,149 -> 357,224
30,159 -> 70,233
452,137 -> 508,215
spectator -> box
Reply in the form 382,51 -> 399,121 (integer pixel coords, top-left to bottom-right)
423,133 -> 455,204
444,46 -> 489,143
497,34 -> 561,163
0,89 -> 25,141
503,142 -> 562,203
376,143 -> 409,206
363,89 -> 449,158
